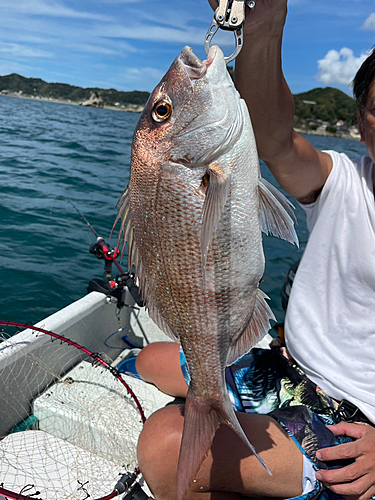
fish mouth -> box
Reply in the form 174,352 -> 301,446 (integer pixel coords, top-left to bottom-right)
179,46 -> 218,82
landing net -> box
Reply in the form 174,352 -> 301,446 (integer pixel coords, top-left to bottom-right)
0,321 -> 168,500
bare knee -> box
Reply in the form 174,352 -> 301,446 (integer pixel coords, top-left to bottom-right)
135,342 -> 188,398
137,407 -> 304,500
137,405 -> 184,500
137,405 -> 249,500
135,342 -> 166,382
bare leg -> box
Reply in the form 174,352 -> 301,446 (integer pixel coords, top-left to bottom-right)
137,404 -> 304,500
136,342 -> 188,398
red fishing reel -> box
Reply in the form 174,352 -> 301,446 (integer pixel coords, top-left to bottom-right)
90,237 -> 120,261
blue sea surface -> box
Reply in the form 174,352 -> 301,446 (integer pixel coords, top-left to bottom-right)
0,95 -> 368,325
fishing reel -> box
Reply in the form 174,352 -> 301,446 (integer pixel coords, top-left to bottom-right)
89,237 -> 120,261
65,198 -> 144,309
88,238 -> 144,309
113,472 -> 152,500
88,272 -> 144,309
123,481 -> 151,500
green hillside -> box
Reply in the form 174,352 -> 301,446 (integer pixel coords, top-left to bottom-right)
293,87 -> 357,127
0,73 -> 150,107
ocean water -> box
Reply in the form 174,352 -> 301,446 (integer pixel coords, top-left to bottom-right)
0,95 -> 368,326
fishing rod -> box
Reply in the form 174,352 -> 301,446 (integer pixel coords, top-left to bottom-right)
64,197 -> 144,308
66,198 -> 122,273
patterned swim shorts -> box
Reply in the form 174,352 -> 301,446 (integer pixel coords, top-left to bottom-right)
179,343 -> 356,500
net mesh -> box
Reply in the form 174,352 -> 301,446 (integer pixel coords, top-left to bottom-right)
0,323 -> 172,500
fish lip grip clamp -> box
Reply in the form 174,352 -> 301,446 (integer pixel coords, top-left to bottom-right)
205,0 -> 256,64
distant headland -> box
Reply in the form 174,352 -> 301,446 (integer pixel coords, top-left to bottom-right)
0,73 -> 360,139
0,73 -> 149,113
292,87 -> 360,140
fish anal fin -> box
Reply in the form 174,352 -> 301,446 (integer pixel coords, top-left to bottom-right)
200,168 -> 231,279
226,289 -> 275,367
177,387 -> 270,500
258,177 -> 299,247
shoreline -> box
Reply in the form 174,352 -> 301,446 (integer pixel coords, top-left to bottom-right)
294,127 -> 360,142
0,94 -> 361,139
0,92 -> 143,113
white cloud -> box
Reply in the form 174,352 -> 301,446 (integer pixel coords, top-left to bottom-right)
0,0 -> 112,21
316,48 -> 367,86
94,24 -> 205,45
362,13 -> 375,30
0,0 -> 213,68
0,13 -> 139,59
93,21 -> 234,48
127,66 -> 164,81
0,42 -> 52,58
99,0 -> 141,3
62,41 -> 129,56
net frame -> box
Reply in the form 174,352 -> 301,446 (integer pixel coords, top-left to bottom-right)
0,321 -> 147,500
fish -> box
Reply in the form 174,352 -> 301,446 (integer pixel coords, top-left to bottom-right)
112,45 -> 298,500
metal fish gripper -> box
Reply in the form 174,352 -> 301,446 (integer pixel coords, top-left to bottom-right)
205,0 -> 256,64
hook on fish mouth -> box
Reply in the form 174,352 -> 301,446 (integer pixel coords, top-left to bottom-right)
179,46 -> 217,82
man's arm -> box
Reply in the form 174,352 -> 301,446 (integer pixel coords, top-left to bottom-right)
232,0 -> 333,203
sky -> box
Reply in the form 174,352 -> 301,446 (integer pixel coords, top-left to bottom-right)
0,0 -> 374,95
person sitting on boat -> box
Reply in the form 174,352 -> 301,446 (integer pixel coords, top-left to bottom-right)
135,0 -> 375,499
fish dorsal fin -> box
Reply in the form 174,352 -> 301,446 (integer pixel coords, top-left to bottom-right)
258,177 -> 299,247
135,261 -> 179,342
200,168 -> 230,277
111,185 -> 179,342
226,289 -> 275,366
146,299 -> 180,342
111,186 -> 131,259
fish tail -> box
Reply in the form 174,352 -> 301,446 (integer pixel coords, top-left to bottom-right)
176,390 -> 221,500
176,389 -> 270,500
218,393 -> 271,476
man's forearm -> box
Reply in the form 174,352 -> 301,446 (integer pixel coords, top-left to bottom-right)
235,16 -> 332,201
235,26 -> 294,167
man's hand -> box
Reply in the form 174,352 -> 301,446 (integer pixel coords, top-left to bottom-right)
316,422 -> 375,500
207,0 -> 287,37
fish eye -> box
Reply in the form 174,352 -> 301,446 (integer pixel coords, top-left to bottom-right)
152,100 -> 172,122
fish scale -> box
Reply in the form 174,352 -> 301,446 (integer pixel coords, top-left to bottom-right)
113,44 -> 298,500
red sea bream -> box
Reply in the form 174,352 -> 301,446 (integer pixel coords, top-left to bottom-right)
113,45 -> 298,500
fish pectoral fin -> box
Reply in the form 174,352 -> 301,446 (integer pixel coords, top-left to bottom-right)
200,168 -> 231,276
226,289 -> 275,366
258,177 -> 299,247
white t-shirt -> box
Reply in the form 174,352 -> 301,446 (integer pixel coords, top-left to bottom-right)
285,150 -> 375,423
